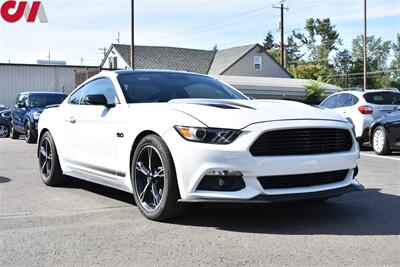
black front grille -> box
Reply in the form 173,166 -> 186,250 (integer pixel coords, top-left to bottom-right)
257,170 -> 349,189
250,128 -> 353,156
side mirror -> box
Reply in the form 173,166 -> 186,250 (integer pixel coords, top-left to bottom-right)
83,94 -> 115,108
17,102 -> 26,108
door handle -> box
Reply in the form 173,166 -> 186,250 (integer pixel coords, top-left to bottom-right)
68,117 -> 76,124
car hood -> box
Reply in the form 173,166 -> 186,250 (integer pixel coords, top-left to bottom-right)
168,99 -> 348,129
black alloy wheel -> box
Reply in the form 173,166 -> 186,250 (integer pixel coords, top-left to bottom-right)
38,131 -> 66,186
131,135 -> 190,221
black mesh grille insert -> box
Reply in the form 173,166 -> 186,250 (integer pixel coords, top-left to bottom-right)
257,170 -> 349,189
250,128 -> 353,156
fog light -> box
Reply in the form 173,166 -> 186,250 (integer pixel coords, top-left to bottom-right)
206,170 -> 243,176
197,171 -> 245,192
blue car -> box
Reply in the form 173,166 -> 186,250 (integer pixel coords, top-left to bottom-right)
10,92 -> 68,143
0,109 -> 11,138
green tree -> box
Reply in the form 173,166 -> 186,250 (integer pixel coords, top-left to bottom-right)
263,31 -> 278,50
350,35 -> 392,88
288,63 -> 335,81
293,18 -> 342,66
334,49 -> 352,87
390,33 -> 400,89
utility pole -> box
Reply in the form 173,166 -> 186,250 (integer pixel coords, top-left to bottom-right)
273,1 -> 289,67
131,0 -> 135,69
47,51 -> 51,61
116,32 -> 120,44
363,0 -> 367,90
98,47 -> 107,58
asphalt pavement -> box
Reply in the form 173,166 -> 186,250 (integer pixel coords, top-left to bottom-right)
0,138 -> 399,266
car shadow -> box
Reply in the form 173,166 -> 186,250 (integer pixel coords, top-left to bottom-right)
64,176 -> 135,205
172,188 -> 400,236
0,176 -> 11,184
62,178 -> 400,236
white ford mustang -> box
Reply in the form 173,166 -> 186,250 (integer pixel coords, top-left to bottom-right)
37,70 -> 363,221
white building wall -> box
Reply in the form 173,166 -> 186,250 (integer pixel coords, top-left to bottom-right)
0,64 -> 94,107
103,47 -> 129,69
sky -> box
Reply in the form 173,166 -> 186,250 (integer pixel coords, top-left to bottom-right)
0,0 -> 399,66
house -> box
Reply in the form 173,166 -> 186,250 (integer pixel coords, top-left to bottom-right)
100,44 -> 292,78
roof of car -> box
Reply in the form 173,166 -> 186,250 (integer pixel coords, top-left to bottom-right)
336,90 -> 400,96
113,69 -> 209,77
19,92 -> 68,95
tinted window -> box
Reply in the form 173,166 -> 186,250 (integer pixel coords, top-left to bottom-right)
336,94 -> 354,107
81,78 -> 119,105
28,94 -> 67,108
321,95 -> 339,109
364,92 -> 400,105
69,88 -> 84,105
16,94 -> 27,107
117,73 -> 247,104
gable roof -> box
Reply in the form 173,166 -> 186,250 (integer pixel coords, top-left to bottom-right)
101,43 -> 292,78
208,44 -> 258,75
105,44 -> 215,74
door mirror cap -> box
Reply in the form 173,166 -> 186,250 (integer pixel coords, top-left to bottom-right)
83,94 -> 115,108
17,102 -> 26,108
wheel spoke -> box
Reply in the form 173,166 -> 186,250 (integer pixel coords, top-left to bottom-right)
41,160 -> 47,172
148,147 -> 152,173
136,161 -> 150,176
40,147 -> 47,157
139,181 -> 152,202
151,183 -> 161,205
153,167 -> 164,178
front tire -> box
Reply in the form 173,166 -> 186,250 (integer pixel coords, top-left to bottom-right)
372,126 -> 391,155
38,131 -> 67,186
25,121 -> 36,143
131,135 -> 190,221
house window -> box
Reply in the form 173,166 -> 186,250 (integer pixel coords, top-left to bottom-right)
254,56 -> 262,70
109,57 -> 118,69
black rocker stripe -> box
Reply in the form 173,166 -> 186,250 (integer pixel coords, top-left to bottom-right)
65,158 -> 126,178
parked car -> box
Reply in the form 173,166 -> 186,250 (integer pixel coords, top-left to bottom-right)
37,70 -> 362,221
0,109 -> 11,138
320,90 -> 400,144
10,92 -> 68,143
0,105 -> 8,112
369,108 -> 400,155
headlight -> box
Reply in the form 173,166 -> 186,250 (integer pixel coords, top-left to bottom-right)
174,126 -> 240,144
33,112 -> 41,121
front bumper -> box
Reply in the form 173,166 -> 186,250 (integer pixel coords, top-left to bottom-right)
180,181 -> 364,203
163,120 -> 361,202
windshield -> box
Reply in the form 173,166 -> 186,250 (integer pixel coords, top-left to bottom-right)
28,94 -> 67,108
363,92 -> 400,105
117,72 -> 247,103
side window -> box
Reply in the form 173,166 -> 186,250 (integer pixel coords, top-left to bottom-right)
254,56 -> 262,70
320,95 -> 339,109
68,87 -> 85,105
338,94 -> 352,107
81,78 -> 119,105
16,95 -> 27,107
336,94 -> 356,108
350,95 -> 359,106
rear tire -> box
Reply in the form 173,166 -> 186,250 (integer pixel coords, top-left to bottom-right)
372,126 -> 391,155
131,134 -> 190,221
38,131 -> 67,186
10,123 -> 20,139
0,125 -> 9,138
